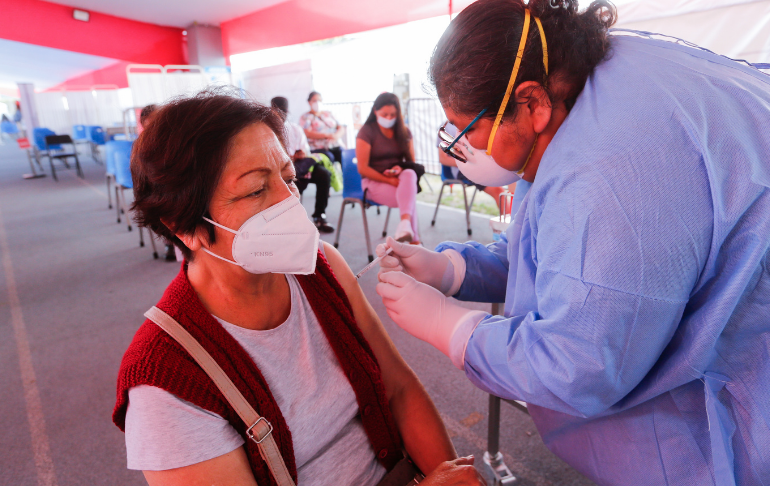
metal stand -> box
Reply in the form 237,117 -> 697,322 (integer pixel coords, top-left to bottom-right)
483,302 -> 519,485
22,148 -> 45,179
484,394 -> 518,485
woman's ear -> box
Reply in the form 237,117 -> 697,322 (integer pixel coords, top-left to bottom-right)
515,81 -> 552,134
161,218 -> 203,252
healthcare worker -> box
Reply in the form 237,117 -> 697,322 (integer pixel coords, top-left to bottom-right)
375,0 -> 770,484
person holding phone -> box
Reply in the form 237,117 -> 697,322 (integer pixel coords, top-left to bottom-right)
356,93 -> 419,244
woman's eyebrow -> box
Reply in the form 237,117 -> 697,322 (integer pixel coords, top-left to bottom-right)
236,167 -> 271,181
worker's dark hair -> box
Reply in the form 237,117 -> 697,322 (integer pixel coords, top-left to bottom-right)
363,92 -> 413,163
130,88 -> 285,260
308,91 -> 321,102
430,0 -> 616,120
270,96 -> 289,114
139,104 -> 157,125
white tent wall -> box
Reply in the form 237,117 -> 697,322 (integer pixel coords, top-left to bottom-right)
36,92 -> 69,135
35,89 -> 124,135
616,0 -> 770,62
127,66 -> 211,110
239,60 -> 313,125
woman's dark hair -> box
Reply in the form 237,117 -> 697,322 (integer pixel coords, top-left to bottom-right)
430,0 -> 616,120
131,88 -> 285,260
308,91 -> 321,102
363,92 -> 413,162
139,104 -> 157,125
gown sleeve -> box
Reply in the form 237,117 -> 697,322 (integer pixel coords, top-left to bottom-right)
435,235 -> 510,304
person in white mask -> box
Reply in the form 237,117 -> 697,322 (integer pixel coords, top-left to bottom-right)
376,0 -> 770,484
300,91 -> 344,165
356,92 -> 422,243
115,90 -> 485,486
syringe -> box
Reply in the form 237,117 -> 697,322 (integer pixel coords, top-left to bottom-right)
355,247 -> 394,279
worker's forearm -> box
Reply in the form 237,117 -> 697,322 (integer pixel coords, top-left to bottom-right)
390,381 -> 457,475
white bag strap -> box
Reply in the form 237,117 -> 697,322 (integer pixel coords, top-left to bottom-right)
144,306 -> 296,486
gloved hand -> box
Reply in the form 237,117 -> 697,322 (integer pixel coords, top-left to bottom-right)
377,237 -> 455,294
376,271 -> 487,368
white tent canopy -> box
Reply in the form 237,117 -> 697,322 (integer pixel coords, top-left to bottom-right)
615,0 -> 770,63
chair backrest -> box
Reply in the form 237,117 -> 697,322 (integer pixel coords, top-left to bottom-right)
112,140 -> 134,188
86,126 -> 106,145
104,140 -> 119,176
33,128 -> 57,150
441,165 -> 455,182
340,148 -> 364,200
45,135 -> 74,148
73,125 -> 87,140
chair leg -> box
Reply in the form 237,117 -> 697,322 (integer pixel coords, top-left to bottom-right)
468,187 -> 478,235
106,175 -> 112,209
121,187 -> 132,231
74,155 -> 84,178
461,184 -> 472,236
148,228 -> 159,259
333,199 -> 347,248
360,202 -> 374,262
431,182 -> 447,226
139,225 -> 145,247
382,207 -> 391,237
115,185 -> 121,223
49,158 -> 58,182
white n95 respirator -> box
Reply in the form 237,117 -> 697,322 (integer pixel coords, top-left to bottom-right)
202,196 -> 319,275
453,135 -> 524,187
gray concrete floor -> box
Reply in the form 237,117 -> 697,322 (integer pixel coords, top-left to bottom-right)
0,142 -> 594,486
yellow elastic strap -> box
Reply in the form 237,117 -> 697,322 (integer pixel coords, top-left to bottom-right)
517,133 -> 538,175
534,16 -> 549,76
487,9 -> 531,155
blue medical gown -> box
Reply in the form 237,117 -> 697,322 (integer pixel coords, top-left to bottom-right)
437,35 -> 770,485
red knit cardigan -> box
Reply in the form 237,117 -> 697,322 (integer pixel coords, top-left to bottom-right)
113,251 -> 402,485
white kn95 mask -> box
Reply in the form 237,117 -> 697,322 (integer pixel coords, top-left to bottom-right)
202,196 -> 319,275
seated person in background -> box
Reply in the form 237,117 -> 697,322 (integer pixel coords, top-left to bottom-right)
271,96 -> 334,233
113,91 -> 484,486
300,91 -> 343,164
356,93 -> 420,244
438,122 -> 511,215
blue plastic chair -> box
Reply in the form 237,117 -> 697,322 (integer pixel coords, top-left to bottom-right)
332,148 -> 392,262
104,141 -> 120,210
86,126 -> 105,163
113,141 -> 158,258
72,125 -> 87,141
31,127 -> 60,170
112,140 -> 134,229
431,165 -> 478,236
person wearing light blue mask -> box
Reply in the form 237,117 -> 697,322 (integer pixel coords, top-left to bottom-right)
375,0 -> 770,484
356,92 -> 423,244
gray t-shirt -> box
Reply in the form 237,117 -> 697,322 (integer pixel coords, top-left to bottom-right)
124,274 -> 386,485
356,123 -> 412,174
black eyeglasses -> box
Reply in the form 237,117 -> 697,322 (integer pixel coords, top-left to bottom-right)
437,107 -> 488,163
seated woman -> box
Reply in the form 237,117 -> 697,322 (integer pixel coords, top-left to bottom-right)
356,93 -> 420,244
112,91 -> 484,486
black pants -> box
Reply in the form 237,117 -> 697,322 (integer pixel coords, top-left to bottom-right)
311,146 -> 342,164
295,160 -> 331,218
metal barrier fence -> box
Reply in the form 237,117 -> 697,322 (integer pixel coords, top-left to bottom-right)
405,97 -> 446,175
324,97 -> 446,175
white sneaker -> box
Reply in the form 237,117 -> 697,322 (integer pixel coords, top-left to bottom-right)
394,219 -> 413,243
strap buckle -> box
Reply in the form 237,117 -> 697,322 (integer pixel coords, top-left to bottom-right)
246,417 -> 273,444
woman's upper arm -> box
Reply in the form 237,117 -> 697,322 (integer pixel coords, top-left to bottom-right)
409,139 -> 415,162
355,139 -> 372,171
143,448 -> 258,486
322,242 -> 416,397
